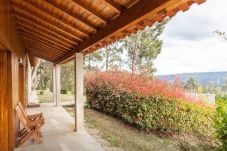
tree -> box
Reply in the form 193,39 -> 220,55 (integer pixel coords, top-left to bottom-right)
84,51 -> 103,71
100,42 -> 123,71
122,19 -> 168,76
184,77 -> 198,92
34,60 -> 52,90
61,61 -> 74,93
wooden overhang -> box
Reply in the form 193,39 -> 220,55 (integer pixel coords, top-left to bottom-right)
11,0 -> 206,64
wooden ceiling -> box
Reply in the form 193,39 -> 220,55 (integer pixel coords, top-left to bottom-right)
12,0 -> 206,63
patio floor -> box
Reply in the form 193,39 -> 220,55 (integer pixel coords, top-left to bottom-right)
15,104 -> 105,151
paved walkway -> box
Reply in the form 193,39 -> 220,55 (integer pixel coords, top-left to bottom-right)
15,104 -> 105,151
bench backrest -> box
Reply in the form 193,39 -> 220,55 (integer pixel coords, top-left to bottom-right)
15,104 -> 31,132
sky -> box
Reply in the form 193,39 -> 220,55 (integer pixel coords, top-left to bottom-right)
154,0 -> 227,75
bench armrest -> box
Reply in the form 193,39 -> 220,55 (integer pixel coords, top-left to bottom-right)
28,113 -> 43,120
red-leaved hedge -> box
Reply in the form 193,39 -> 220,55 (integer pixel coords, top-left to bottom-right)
85,71 -> 214,137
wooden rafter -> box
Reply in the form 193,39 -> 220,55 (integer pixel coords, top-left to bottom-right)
14,7 -> 84,42
55,0 -> 177,64
44,0 -> 97,31
27,50 -> 55,62
25,45 -> 64,57
15,16 -> 78,45
71,0 -> 107,24
17,26 -> 73,49
14,0 -> 90,38
26,46 -> 59,57
23,39 -> 67,55
20,34 -> 68,53
105,0 -> 124,12
18,30 -> 70,51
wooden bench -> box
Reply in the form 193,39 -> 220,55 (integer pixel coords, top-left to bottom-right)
15,102 -> 45,147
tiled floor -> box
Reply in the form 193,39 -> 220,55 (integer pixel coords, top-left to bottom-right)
15,104 -> 105,151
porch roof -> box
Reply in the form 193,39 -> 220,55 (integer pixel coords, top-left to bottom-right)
11,0 -> 205,63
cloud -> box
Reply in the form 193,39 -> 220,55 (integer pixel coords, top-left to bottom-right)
155,0 -> 227,75
161,0 -> 227,41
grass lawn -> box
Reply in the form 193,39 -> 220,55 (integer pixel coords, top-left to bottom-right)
64,106 -> 217,151
32,90 -> 74,103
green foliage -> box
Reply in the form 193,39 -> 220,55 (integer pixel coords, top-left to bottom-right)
61,61 -> 74,92
84,51 -> 103,70
85,72 -> 214,137
61,89 -> 68,94
39,90 -> 44,95
100,43 -> 123,71
184,77 -> 198,92
214,98 -> 227,150
120,19 -> 169,75
36,60 -> 52,90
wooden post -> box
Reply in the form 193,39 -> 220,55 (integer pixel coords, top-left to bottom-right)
0,51 -> 14,151
53,64 -> 61,106
25,55 -> 32,107
74,53 -> 84,132
19,63 -> 25,108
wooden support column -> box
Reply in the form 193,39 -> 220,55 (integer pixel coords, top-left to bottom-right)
53,64 -> 61,106
0,51 -> 14,151
19,63 -> 25,108
74,53 -> 84,132
25,55 -> 32,107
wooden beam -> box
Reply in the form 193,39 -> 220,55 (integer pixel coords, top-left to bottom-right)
25,45 -> 64,57
17,27 -> 72,49
71,0 -> 107,24
14,0 -> 90,38
16,15 -> 79,45
14,7 -> 83,42
23,42 -> 66,58
28,51 -> 55,62
17,22 -> 74,47
44,0 -> 97,31
13,4 -> 85,41
105,0 -> 124,12
27,51 -> 57,62
26,48 -> 59,60
26,47 -> 59,59
55,0 -> 173,64
24,41 -> 66,54
20,33 -> 69,52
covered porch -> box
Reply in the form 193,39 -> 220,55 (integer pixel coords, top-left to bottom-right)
15,104 -> 104,151
0,0 -> 205,151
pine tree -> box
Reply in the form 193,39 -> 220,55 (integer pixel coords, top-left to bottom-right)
122,19 -> 169,76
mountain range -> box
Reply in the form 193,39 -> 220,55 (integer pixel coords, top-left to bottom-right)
157,71 -> 227,86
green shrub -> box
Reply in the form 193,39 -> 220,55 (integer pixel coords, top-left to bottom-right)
39,90 -> 44,95
85,72 -> 214,137
214,98 -> 227,150
61,89 -> 68,94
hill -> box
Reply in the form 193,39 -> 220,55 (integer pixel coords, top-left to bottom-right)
157,71 -> 227,86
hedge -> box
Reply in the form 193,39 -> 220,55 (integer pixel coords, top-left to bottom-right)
85,72 -> 214,137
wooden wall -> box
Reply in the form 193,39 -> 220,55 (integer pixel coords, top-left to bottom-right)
0,1 -> 26,150
0,51 -> 25,151
0,51 -> 13,151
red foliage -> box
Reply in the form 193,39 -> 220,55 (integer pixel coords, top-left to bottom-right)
85,71 -> 213,108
